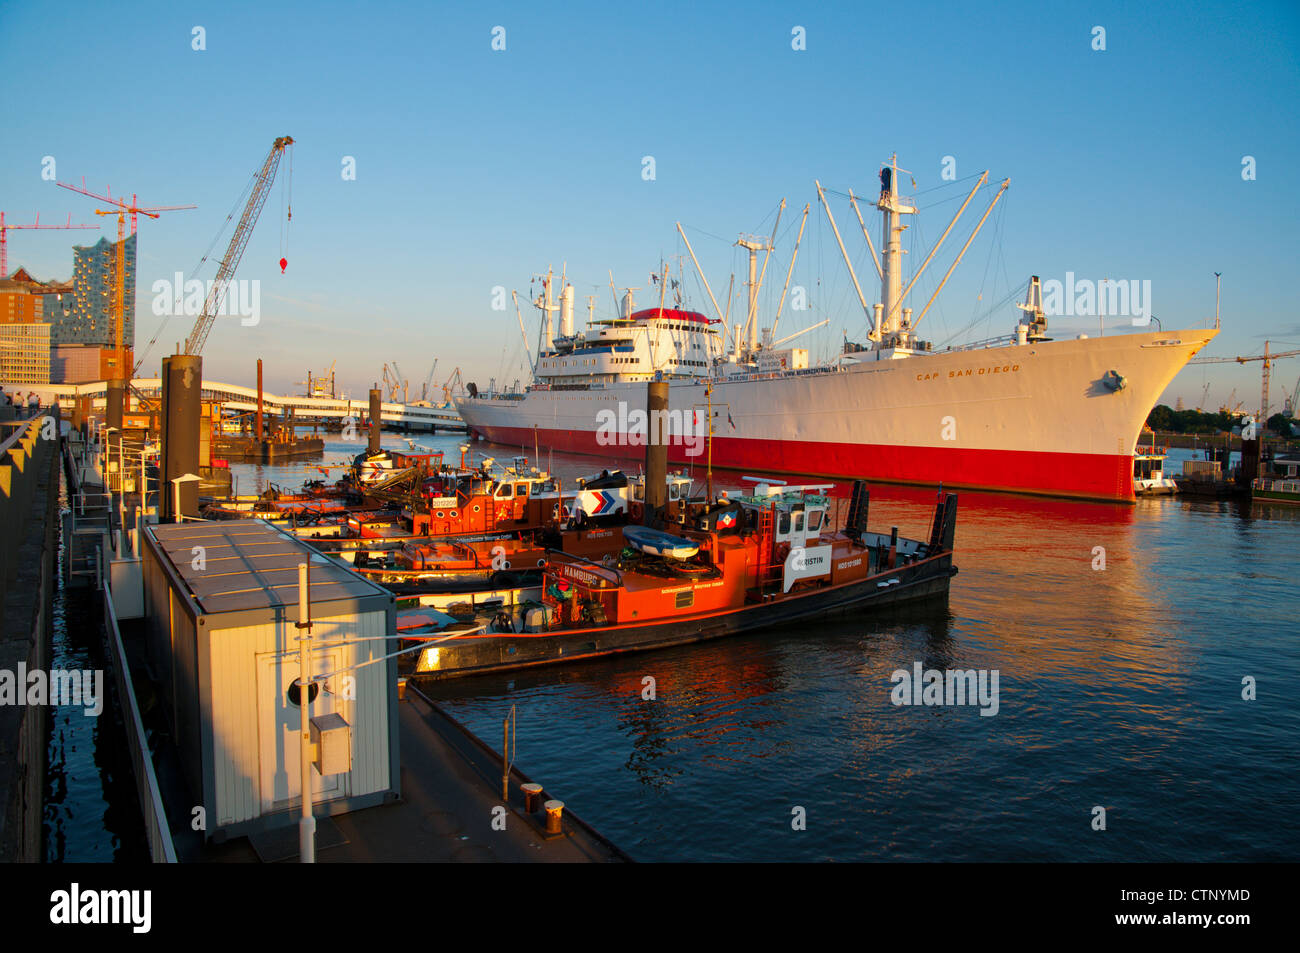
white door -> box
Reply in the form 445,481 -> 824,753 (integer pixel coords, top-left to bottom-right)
257,645 -> 348,813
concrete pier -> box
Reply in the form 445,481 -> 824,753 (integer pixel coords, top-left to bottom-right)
0,410 -> 61,861
133,657 -> 629,862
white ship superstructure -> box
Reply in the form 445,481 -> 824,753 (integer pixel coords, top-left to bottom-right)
456,158 -> 1216,502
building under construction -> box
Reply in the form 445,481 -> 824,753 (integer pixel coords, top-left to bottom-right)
0,235 -> 136,382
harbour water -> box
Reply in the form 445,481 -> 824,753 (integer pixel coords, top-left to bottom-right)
229,431 -> 1300,862
43,482 -> 148,862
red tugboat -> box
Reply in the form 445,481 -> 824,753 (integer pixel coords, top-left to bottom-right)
399,479 -> 958,679
342,469 -> 708,593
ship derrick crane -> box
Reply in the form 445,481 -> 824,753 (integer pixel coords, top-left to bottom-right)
676,200 -> 812,361
183,135 -> 294,356
817,158 -> 1008,348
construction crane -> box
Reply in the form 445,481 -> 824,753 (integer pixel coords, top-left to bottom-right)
381,363 -> 408,403
1196,381 -> 1211,412
420,360 -> 439,402
57,181 -> 196,380
392,361 -> 410,403
183,136 -> 294,356
1191,340 -> 1300,424
1284,374 -> 1300,418
440,366 -> 463,403
0,212 -> 98,279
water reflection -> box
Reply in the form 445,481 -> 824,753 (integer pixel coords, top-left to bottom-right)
243,432 -> 1299,861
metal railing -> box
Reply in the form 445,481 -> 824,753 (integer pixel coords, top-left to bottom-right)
1253,479 -> 1300,495
102,579 -> 178,863
939,334 -> 1018,353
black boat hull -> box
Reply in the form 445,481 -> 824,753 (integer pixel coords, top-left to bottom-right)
406,551 -> 955,680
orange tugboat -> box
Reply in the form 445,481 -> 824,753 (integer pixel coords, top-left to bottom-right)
398,479 -> 958,679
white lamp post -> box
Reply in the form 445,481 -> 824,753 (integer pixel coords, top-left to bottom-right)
296,562 -> 316,863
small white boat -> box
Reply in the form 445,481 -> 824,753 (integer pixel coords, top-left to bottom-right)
1134,449 -> 1177,496
622,525 -> 700,559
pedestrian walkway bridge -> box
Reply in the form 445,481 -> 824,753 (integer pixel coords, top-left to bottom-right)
4,379 -> 465,431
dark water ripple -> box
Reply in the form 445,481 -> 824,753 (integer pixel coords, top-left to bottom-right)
43,477 -> 147,862
237,433 -> 1300,862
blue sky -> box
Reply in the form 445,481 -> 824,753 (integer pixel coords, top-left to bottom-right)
2,0 -> 1297,411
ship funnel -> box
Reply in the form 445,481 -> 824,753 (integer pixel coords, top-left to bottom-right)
560,283 -> 574,337
622,289 -> 636,319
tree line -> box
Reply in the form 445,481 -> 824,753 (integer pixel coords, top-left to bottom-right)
1145,404 -> 1295,436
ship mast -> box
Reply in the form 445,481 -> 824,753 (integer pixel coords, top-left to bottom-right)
534,266 -> 558,352
877,154 -> 917,343
819,156 -> 1006,352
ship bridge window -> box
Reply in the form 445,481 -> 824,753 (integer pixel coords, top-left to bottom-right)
516,483 -> 529,497
778,511 -> 791,535
496,484 -> 513,498
793,512 -> 804,536
807,509 -> 823,532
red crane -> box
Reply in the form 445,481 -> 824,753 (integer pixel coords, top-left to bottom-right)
0,211 -> 98,279
56,179 -> 195,380
183,136 -> 294,355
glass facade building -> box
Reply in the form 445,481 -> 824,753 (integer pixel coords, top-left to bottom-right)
42,233 -> 136,347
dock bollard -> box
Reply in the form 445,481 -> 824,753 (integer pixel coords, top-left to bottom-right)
521,783 -> 543,813
543,799 -> 565,835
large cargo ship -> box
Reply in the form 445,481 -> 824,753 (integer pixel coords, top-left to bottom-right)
456,159 -> 1216,502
